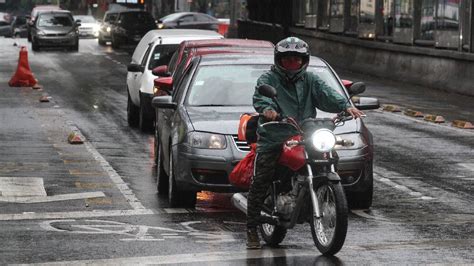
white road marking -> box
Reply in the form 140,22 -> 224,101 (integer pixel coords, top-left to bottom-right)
458,163 -> 474,172
0,209 -> 153,221
30,249 -> 319,265
374,167 -> 436,200
0,177 -> 46,197
0,191 -> 105,203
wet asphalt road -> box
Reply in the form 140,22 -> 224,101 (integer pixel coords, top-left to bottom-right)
0,37 -> 472,265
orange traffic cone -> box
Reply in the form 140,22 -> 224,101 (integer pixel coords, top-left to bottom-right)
9,46 -> 38,87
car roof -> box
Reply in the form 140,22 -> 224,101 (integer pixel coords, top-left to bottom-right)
198,54 -> 327,67
141,29 -> 223,45
37,10 -> 72,16
182,38 -> 274,49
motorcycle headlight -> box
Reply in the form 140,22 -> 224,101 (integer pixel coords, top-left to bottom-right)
311,129 -> 336,152
187,132 -> 226,149
335,133 -> 367,150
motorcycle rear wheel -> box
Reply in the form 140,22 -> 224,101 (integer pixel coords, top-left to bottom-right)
310,181 -> 348,255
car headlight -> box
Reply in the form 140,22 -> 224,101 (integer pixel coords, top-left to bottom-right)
158,23 -> 164,29
187,132 -> 226,149
37,30 -> 45,36
335,133 -> 367,150
311,129 -> 336,152
93,24 -> 100,32
106,26 -> 111,32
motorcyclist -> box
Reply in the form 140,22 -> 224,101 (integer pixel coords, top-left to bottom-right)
246,37 -> 364,249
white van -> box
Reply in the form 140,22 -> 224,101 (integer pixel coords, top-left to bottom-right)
126,29 -> 223,131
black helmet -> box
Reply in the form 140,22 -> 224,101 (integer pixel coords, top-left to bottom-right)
274,37 -> 310,78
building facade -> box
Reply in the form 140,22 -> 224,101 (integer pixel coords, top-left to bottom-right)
245,0 -> 473,53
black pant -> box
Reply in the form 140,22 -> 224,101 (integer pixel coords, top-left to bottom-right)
247,150 -> 280,229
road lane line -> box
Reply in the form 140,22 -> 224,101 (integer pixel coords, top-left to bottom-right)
0,209 -> 154,221
0,191 -> 105,203
26,249 -> 320,265
81,136 -> 147,210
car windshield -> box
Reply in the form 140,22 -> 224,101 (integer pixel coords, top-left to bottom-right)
186,65 -> 346,106
38,14 -> 72,27
120,12 -> 154,26
75,15 -> 95,23
148,44 -> 179,70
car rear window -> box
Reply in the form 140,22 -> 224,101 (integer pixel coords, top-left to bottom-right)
148,44 -> 179,70
186,65 -> 346,107
38,14 -> 73,27
120,12 -> 154,27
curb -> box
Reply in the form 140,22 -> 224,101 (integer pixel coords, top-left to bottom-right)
403,109 -> 424,117
451,120 -> 474,129
382,104 -> 401,112
423,114 -> 445,123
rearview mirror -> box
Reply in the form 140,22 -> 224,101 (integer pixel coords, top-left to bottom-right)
257,84 -> 277,99
341,79 -> 353,90
347,82 -> 366,96
152,65 -> 170,77
127,63 -> 144,72
151,96 -> 176,109
352,96 -> 380,110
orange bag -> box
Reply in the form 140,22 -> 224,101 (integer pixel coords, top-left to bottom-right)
238,113 -> 259,144
229,143 -> 257,190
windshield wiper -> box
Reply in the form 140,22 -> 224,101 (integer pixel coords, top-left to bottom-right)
194,104 -> 227,107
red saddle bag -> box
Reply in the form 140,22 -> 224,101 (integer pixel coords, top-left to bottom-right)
229,143 -> 257,190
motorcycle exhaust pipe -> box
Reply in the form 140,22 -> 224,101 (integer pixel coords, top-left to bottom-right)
231,193 -> 248,214
231,193 -> 280,225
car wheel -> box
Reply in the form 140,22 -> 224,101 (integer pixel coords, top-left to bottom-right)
127,90 -> 139,127
155,136 -> 168,195
168,148 -> 197,208
71,40 -> 79,52
32,38 -> 39,51
139,93 -> 154,132
98,35 -> 106,45
347,161 -> 373,209
111,34 -> 120,49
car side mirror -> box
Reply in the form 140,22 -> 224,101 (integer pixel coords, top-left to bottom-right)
127,63 -> 144,73
347,82 -> 366,96
154,77 -> 173,95
151,96 -> 176,109
75,20 -> 82,27
352,96 -> 380,110
152,65 -> 170,77
257,84 -> 277,99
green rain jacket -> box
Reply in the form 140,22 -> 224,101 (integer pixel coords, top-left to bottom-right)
253,66 -> 351,153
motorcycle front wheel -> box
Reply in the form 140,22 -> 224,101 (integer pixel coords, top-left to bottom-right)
310,181 -> 348,255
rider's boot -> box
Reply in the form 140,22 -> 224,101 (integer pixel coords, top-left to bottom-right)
246,228 -> 261,249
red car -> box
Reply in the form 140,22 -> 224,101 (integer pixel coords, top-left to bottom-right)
151,38 -> 274,95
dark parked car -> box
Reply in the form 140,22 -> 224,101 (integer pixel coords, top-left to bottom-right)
157,12 -> 219,31
10,15 -> 28,38
97,11 -> 118,45
108,10 -> 157,48
30,10 -> 79,51
0,20 -> 10,36
151,53 -> 380,208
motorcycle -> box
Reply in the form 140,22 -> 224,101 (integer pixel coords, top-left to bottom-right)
232,84 -> 358,255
